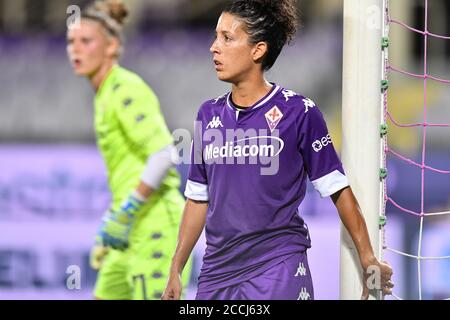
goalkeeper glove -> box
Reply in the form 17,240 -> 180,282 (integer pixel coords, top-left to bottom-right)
89,245 -> 109,270
96,192 -> 145,250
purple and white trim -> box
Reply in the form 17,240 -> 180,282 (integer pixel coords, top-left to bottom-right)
226,85 -> 281,111
185,179 -> 209,201
311,170 -> 349,198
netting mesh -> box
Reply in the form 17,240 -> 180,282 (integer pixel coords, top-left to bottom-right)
381,0 -> 450,300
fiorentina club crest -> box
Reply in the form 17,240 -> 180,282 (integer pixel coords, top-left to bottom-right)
265,106 -> 283,132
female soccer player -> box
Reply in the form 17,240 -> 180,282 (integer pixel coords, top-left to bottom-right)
66,0 -> 191,300
162,0 -> 394,300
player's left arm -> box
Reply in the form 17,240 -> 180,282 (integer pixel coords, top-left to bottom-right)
297,97 -> 394,299
331,187 -> 394,299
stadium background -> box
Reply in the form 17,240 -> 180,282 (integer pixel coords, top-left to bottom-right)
0,0 -> 449,299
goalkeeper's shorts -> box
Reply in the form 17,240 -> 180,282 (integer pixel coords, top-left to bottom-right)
94,191 -> 192,300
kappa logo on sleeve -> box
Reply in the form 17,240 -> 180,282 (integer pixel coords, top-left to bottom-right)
123,98 -> 133,108
282,89 -> 297,102
136,114 -> 146,123
303,98 -> 316,113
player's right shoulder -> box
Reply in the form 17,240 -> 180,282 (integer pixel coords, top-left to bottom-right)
107,69 -> 158,111
196,93 -> 229,116
115,71 -> 148,95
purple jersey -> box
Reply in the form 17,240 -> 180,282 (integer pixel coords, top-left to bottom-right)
185,84 -> 349,293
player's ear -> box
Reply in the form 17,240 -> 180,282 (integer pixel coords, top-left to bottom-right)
106,36 -> 120,58
252,41 -> 268,63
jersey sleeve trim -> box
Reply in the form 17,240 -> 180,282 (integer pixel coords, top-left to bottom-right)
184,179 -> 209,201
311,169 -> 350,198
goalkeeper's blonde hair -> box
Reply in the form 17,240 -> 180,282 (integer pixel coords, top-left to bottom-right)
82,0 -> 128,57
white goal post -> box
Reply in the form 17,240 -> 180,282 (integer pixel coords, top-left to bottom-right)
340,0 -> 385,300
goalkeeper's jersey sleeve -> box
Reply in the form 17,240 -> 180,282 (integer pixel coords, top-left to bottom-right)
94,66 -> 178,209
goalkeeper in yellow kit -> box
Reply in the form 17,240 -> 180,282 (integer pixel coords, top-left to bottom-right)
66,0 -> 191,299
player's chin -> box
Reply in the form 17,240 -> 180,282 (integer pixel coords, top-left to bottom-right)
71,63 -> 92,76
72,67 -> 88,77
216,71 -> 235,83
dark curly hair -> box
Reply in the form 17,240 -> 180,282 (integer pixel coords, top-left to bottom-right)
223,0 -> 299,71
